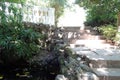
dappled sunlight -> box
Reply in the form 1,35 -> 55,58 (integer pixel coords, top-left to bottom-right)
95,68 -> 120,76
96,68 -> 109,75
1,0 -> 120,80
92,57 -> 106,61
74,40 -> 110,49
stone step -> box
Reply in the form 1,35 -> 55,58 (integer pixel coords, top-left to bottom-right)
72,47 -> 120,68
78,35 -> 104,40
87,49 -> 120,68
91,59 -> 120,68
95,68 -> 120,80
81,68 -> 120,80
87,53 -> 120,68
74,40 -> 109,48
70,35 -> 106,42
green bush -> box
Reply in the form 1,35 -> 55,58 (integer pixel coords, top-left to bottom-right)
0,2 -> 41,63
99,25 -> 117,41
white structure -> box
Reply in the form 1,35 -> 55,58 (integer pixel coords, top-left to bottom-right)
23,5 -> 55,25
0,2 -> 55,25
58,5 -> 86,27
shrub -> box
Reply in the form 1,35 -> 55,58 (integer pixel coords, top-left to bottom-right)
0,2 -> 42,64
99,25 -> 117,41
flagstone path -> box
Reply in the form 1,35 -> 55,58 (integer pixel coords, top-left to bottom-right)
69,26 -> 120,80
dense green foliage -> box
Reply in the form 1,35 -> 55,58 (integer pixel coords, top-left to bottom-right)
99,25 -> 117,41
0,2 -> 41,63
84,5 -> 117,27
76,0 -> 120,27
75,0 -> 120,43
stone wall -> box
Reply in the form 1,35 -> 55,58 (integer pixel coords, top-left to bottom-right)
24,23 -> 81,44
61,27 -> 81,44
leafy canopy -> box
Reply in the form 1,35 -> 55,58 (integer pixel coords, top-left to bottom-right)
75,0 -> 120,26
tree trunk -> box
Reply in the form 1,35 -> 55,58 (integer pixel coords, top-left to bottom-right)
116,12 -> 120,45
117,12 -> 120,32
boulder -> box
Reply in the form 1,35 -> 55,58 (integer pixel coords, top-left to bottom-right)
55,74 -> 68,80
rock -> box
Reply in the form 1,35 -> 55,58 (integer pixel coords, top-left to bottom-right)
55,75 -> 68,80
79,72 -> 99,80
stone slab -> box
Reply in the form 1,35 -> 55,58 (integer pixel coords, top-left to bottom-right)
81,68 -> 120,80
95,68 -> 120,80
71,47 -> 120,68
91,60 -> 120,68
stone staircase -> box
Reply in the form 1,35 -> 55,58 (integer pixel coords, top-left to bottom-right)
90,49 -> 120,80
69,26 -> 114,48
69,26 -> 120,80
71,45 -> 120,80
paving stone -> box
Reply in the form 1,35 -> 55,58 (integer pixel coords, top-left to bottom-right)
95,68 -> 120,80
91,49 -> 120,56
88,53 -> 120,61
85,51 -> 120,68
68,26 -> 120,80
91,60 -> 120,68
71,47 -> 91,52
71,46 -> 120,80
